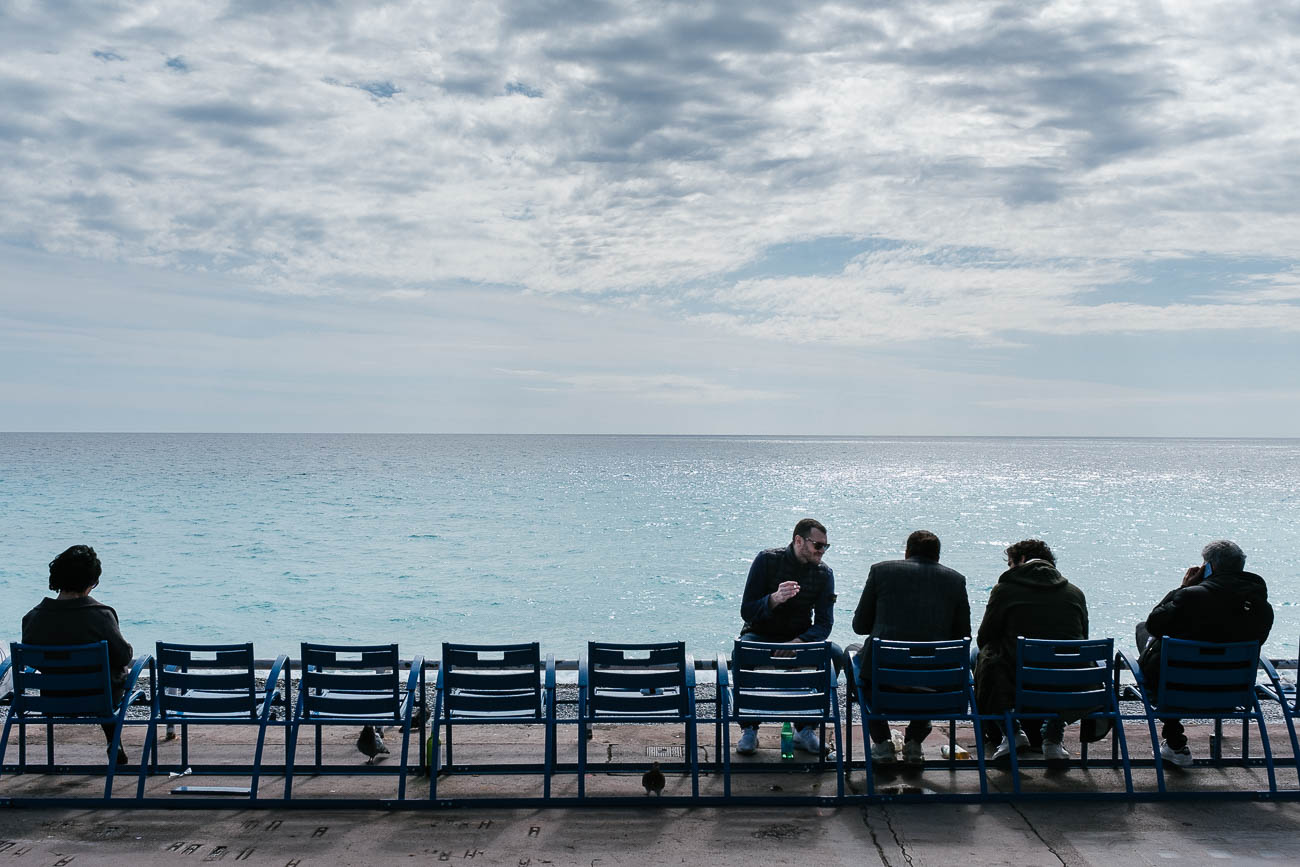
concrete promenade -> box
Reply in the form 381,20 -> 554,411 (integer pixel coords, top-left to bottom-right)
4,718 -> 1300,865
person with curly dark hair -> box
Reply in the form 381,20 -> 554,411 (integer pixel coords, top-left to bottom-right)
20,544 -> 134,764
974,539 -> 1088,763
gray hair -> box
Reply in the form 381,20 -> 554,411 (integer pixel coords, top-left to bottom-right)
1201,539 -> 1246,574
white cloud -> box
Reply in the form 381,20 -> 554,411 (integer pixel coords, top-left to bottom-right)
2,1 -> 1299,433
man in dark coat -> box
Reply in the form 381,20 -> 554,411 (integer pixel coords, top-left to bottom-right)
1137,539 -> 1273,767
974,539 -> 1087,762
20,544 -> 134,764
735,517 -> 839,756
852,530 -> 970,765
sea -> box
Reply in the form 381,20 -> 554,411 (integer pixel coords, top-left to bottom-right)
2,434 -> 1298,661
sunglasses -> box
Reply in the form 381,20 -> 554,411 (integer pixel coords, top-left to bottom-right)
801,536 -> 830,552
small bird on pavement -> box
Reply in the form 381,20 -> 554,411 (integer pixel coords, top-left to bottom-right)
642,761 -> 665,796
356,725 -> 389,764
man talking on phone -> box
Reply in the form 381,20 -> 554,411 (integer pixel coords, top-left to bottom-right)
1136,540 -> 1273,767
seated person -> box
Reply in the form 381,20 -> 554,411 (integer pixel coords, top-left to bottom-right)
852,530 -> 970,765
736,518 -> 841,756
1137,539 -> 1273,767
974,539 -> 1087,762
21,544 -> 134,764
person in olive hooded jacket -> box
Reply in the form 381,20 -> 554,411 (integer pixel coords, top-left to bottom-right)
974,539 -> 1088,762
1137,539 -> 1273,767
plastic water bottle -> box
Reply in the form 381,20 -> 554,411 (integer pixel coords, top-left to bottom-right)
780,722 -> 794,759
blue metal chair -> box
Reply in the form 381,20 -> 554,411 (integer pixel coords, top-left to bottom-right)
847,638 -> 987,797
431,642 -> 555,800
720,639 -> 843,799
284,643 -> 426,800
1117,638 -> 1275,794
577,641 -> 698,799
1004,637 -> 1132,795
0,641 -> 151,800
137,642 -> 291,799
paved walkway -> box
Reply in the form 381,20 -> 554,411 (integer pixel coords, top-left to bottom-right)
4,720 -> 1300,865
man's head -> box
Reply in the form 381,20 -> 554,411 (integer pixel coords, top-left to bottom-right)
905,530 -> 941,561
792,518 -> 829,565
1202,539 -> 1245,574
1005,539 -> 1055,568
48,545 -> 102,593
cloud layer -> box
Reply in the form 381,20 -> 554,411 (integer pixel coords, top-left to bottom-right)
2,1 -> 1298,432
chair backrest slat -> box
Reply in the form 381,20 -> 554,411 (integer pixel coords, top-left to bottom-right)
446,693 -> 541,717
162,695 -> 258,716
305,695 -> 401,718
591,691 -> 685,715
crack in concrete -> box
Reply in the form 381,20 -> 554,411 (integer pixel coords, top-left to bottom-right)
880,805 -> 916,867
860,807 -> 894,867
1009,803 -> 1072,867
862,805 -> 916,867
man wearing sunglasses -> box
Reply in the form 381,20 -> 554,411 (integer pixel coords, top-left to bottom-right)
735,518 -> 840,756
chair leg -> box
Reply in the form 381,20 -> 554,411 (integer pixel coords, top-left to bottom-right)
103,722 -> 126,800
577,717 -> 587,799
1004,711 -> 1022,796
136,722 -> 156,799
250,721 -> 271,800
397,723 -> 412,801
0,718 -> 15,780
1252,705 -> 1277,794
284,721 -> 300,799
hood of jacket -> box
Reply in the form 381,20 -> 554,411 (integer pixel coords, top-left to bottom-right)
997,559 -> 1066,589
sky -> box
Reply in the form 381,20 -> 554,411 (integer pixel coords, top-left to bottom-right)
2,0 -> 1299,435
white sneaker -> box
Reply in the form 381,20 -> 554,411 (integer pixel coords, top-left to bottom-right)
992,730 -> 1030,761
870,741 -> 897,764
1042,740 -> 1071,763
735,728 -> 758,756
901,740 -> 925,765
1160,739 -> 1193,767
793,727 -> 823,754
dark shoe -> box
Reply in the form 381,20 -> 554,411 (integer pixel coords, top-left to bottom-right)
109,746 -> 129,766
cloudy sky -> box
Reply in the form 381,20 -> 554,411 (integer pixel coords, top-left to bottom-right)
2,0 -> 1298,434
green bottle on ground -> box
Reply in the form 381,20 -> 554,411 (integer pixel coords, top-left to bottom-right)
780,722 -> 794,759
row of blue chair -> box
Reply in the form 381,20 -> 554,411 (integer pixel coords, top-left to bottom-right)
845,635 -> 1298,799
3,636 -> 1297,804
0,638 -> 840,803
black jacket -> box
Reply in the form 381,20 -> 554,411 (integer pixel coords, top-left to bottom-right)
974,559 -> 1088,714
1138,570 -> 1273,692
22,596 -> 134,701
739,544 -> 835,642
852,556 -> 970,668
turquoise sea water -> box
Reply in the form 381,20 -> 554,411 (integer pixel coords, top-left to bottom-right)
2,434 -> 1298,660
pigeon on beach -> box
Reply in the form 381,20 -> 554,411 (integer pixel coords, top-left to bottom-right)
356,725 -> 389,763
642,761 -> 665,796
